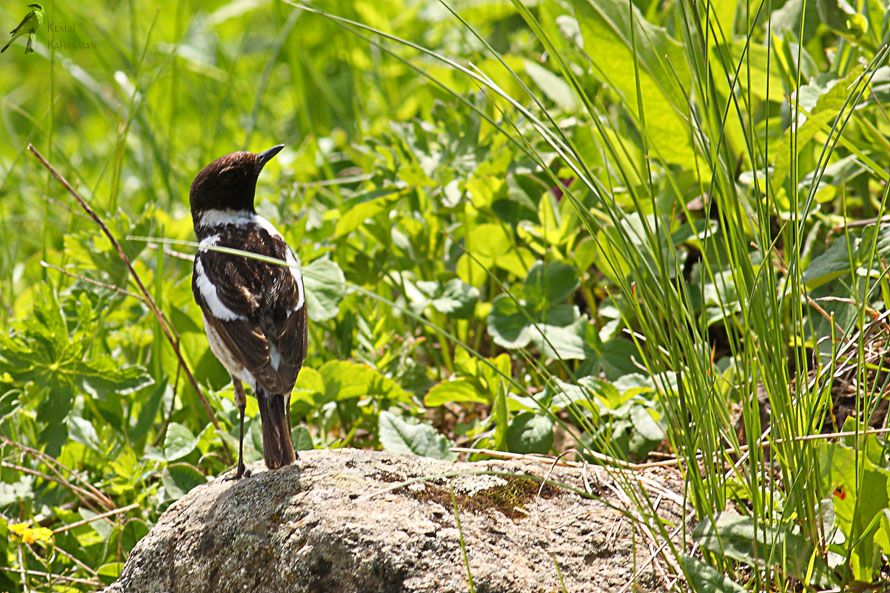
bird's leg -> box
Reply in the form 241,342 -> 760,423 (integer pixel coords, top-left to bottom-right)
229,378 -> 251,480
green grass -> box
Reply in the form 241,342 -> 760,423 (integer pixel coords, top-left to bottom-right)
1,0 -> 890,590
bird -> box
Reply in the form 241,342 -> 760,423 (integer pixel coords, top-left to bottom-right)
189,144 -> 307,479
2,4 -> 44,54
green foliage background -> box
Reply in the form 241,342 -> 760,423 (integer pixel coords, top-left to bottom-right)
1,0 -> 890,590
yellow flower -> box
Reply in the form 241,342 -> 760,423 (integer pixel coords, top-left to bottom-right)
9,522 -> 53,545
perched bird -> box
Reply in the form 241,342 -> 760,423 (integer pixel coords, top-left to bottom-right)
2,3 -> 44,54
189,145 -> 306,478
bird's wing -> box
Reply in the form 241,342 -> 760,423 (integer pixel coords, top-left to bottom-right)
192,227 -> 307,394
9,12 -> 34,36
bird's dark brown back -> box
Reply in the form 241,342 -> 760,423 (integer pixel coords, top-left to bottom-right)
192,223 -> 307,395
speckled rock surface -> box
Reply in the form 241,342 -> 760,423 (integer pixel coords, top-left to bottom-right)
104,448 -> 682,593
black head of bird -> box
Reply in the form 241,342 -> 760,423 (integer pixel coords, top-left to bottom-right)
189,144 -> 284,222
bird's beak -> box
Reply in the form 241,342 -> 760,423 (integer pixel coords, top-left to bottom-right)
257,144 -> 285,169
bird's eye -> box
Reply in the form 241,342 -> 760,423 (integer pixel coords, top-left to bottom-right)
219,168 -> 239,185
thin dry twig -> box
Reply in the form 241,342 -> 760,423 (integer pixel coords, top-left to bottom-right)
49,542 -> 99,577
27,144 -> 231,463
0,462 -> 106,513
16,545 -> 29,593
40,261 -> 142,299
831,215 -> 890,233
162,245 -> 193,261
2,437 -> 115,510
53,503 -> 140,534
450,446 -> 682,471
458,419 -> 890,480
0,566 -> 101,588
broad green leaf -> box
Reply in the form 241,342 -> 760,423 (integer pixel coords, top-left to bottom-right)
456,252 -> 488,286
168,305 -> 203,334
119,520 -> 149,554
465,174 -> 506,209
773,68 -> 866,192
163,422 -> 199,461
80,508 -> 113,539
574,235 -> 599,272
293,367 -> 324,397
404,276 -> 480,319
707,0 -> 737,40
829,444 -> 890,579
769,0 -> 821,41
524,60 -> 578,110
67,415 -> 103,453
507,412 -> 553,454
592,225 -> 633,284
468,223 -> 512,261
110,447 -> 138,481
477,352 -> 513,398
246,417 -> 264,462
161,463 -> 206,500
627,405 -> 666,456
319,360 -> 372,400
524,261 -> 579,307
335,192 -> 399,237
550,377 -> 603,410
488,294 -> 533,350
495,247 -> 538,278
36,385 -> 73,457
424,379 -> 489,407
320,360 -> 408,401
292,425 -> 314,451
77,359 -> 155,397
589,339 -> 640,379
303,256 -> 346,322
816,0 -> 868,38
430,278 -> 479,318
572,0 -> 695,166
803,238 -> 855,289
488,295 -> 587,359
530,318 -> 587,360
378,410 -> 455,460
878,510 -> 890,561
131,380 -> 170,450
681,554 -> 746,593
693,511 -> 834,587
97,562 -> 125,584
726,40 -> 786,103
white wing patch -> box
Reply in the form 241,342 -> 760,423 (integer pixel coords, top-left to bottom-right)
203,316 -> 256,390
251,214 -> 285,239
194,258 -> 246,321
285,248 -> 305,313
198,233 -> 220,251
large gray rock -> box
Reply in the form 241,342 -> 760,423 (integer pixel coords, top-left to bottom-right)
105,448 -> 682,593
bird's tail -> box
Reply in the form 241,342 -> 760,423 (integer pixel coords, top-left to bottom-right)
256,388 -> 297,470
1,40 -> 12,53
